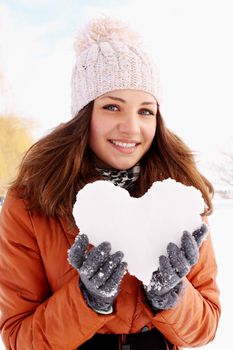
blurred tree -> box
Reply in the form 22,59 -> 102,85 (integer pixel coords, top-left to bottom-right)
213,144 -> 233,199
219,153 -> 233,185
0,115 -> 34,195
217,153 -> 233,198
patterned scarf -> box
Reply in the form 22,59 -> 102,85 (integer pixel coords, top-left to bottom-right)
97,164 -> 140,190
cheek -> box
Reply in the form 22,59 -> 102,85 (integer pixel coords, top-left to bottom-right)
144,121 -> 157,144
89,114 -> 110,148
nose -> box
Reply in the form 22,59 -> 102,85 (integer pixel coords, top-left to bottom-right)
117,114 -> 140,135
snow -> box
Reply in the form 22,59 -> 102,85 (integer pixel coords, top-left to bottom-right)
73,178 -> 205,285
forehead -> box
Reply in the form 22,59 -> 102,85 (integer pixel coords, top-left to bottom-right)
96,89 -> 156,103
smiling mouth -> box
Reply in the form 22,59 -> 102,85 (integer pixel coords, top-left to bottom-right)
109,140 -> 140,149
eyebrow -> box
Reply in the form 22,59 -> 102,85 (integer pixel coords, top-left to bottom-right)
99,95 -> 156,106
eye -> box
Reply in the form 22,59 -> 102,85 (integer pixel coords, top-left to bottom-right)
103,104 -> 119,111
139,108 -> 155,116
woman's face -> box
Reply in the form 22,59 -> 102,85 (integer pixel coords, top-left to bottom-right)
89,89 -> 157,170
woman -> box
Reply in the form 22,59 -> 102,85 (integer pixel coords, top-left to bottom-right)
0,17 -> 220,349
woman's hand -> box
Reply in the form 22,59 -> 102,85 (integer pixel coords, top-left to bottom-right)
144,223 -> 208,310
68,234 -> 127,314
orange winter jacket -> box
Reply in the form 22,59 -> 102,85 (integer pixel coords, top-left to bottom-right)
0,191 -> 220,350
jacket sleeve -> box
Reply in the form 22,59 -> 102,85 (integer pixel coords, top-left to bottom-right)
0,193 -> 115,350
150,226 -> 221,347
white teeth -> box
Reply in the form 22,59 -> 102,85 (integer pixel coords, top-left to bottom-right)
111,140 -> 137,148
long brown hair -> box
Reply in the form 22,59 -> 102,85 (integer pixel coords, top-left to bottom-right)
11,101 -> 213,225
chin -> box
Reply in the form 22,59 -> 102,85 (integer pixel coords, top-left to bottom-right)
111,161 -> 138,170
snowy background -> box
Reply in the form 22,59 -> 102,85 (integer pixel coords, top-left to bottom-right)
0,0 -> 232,349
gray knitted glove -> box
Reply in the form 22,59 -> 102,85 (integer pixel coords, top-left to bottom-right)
68,234 -> 127,314
145,223 -> 208,311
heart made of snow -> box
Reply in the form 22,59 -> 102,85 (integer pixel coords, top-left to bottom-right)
73,178 -> 205,285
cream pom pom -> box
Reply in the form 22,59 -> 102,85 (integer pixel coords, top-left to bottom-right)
74,16 -> 143,54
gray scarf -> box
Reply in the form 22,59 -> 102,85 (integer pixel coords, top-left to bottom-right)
97,164 -> 140,190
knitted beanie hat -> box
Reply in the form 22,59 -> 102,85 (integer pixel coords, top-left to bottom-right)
71,16 -> 161,117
